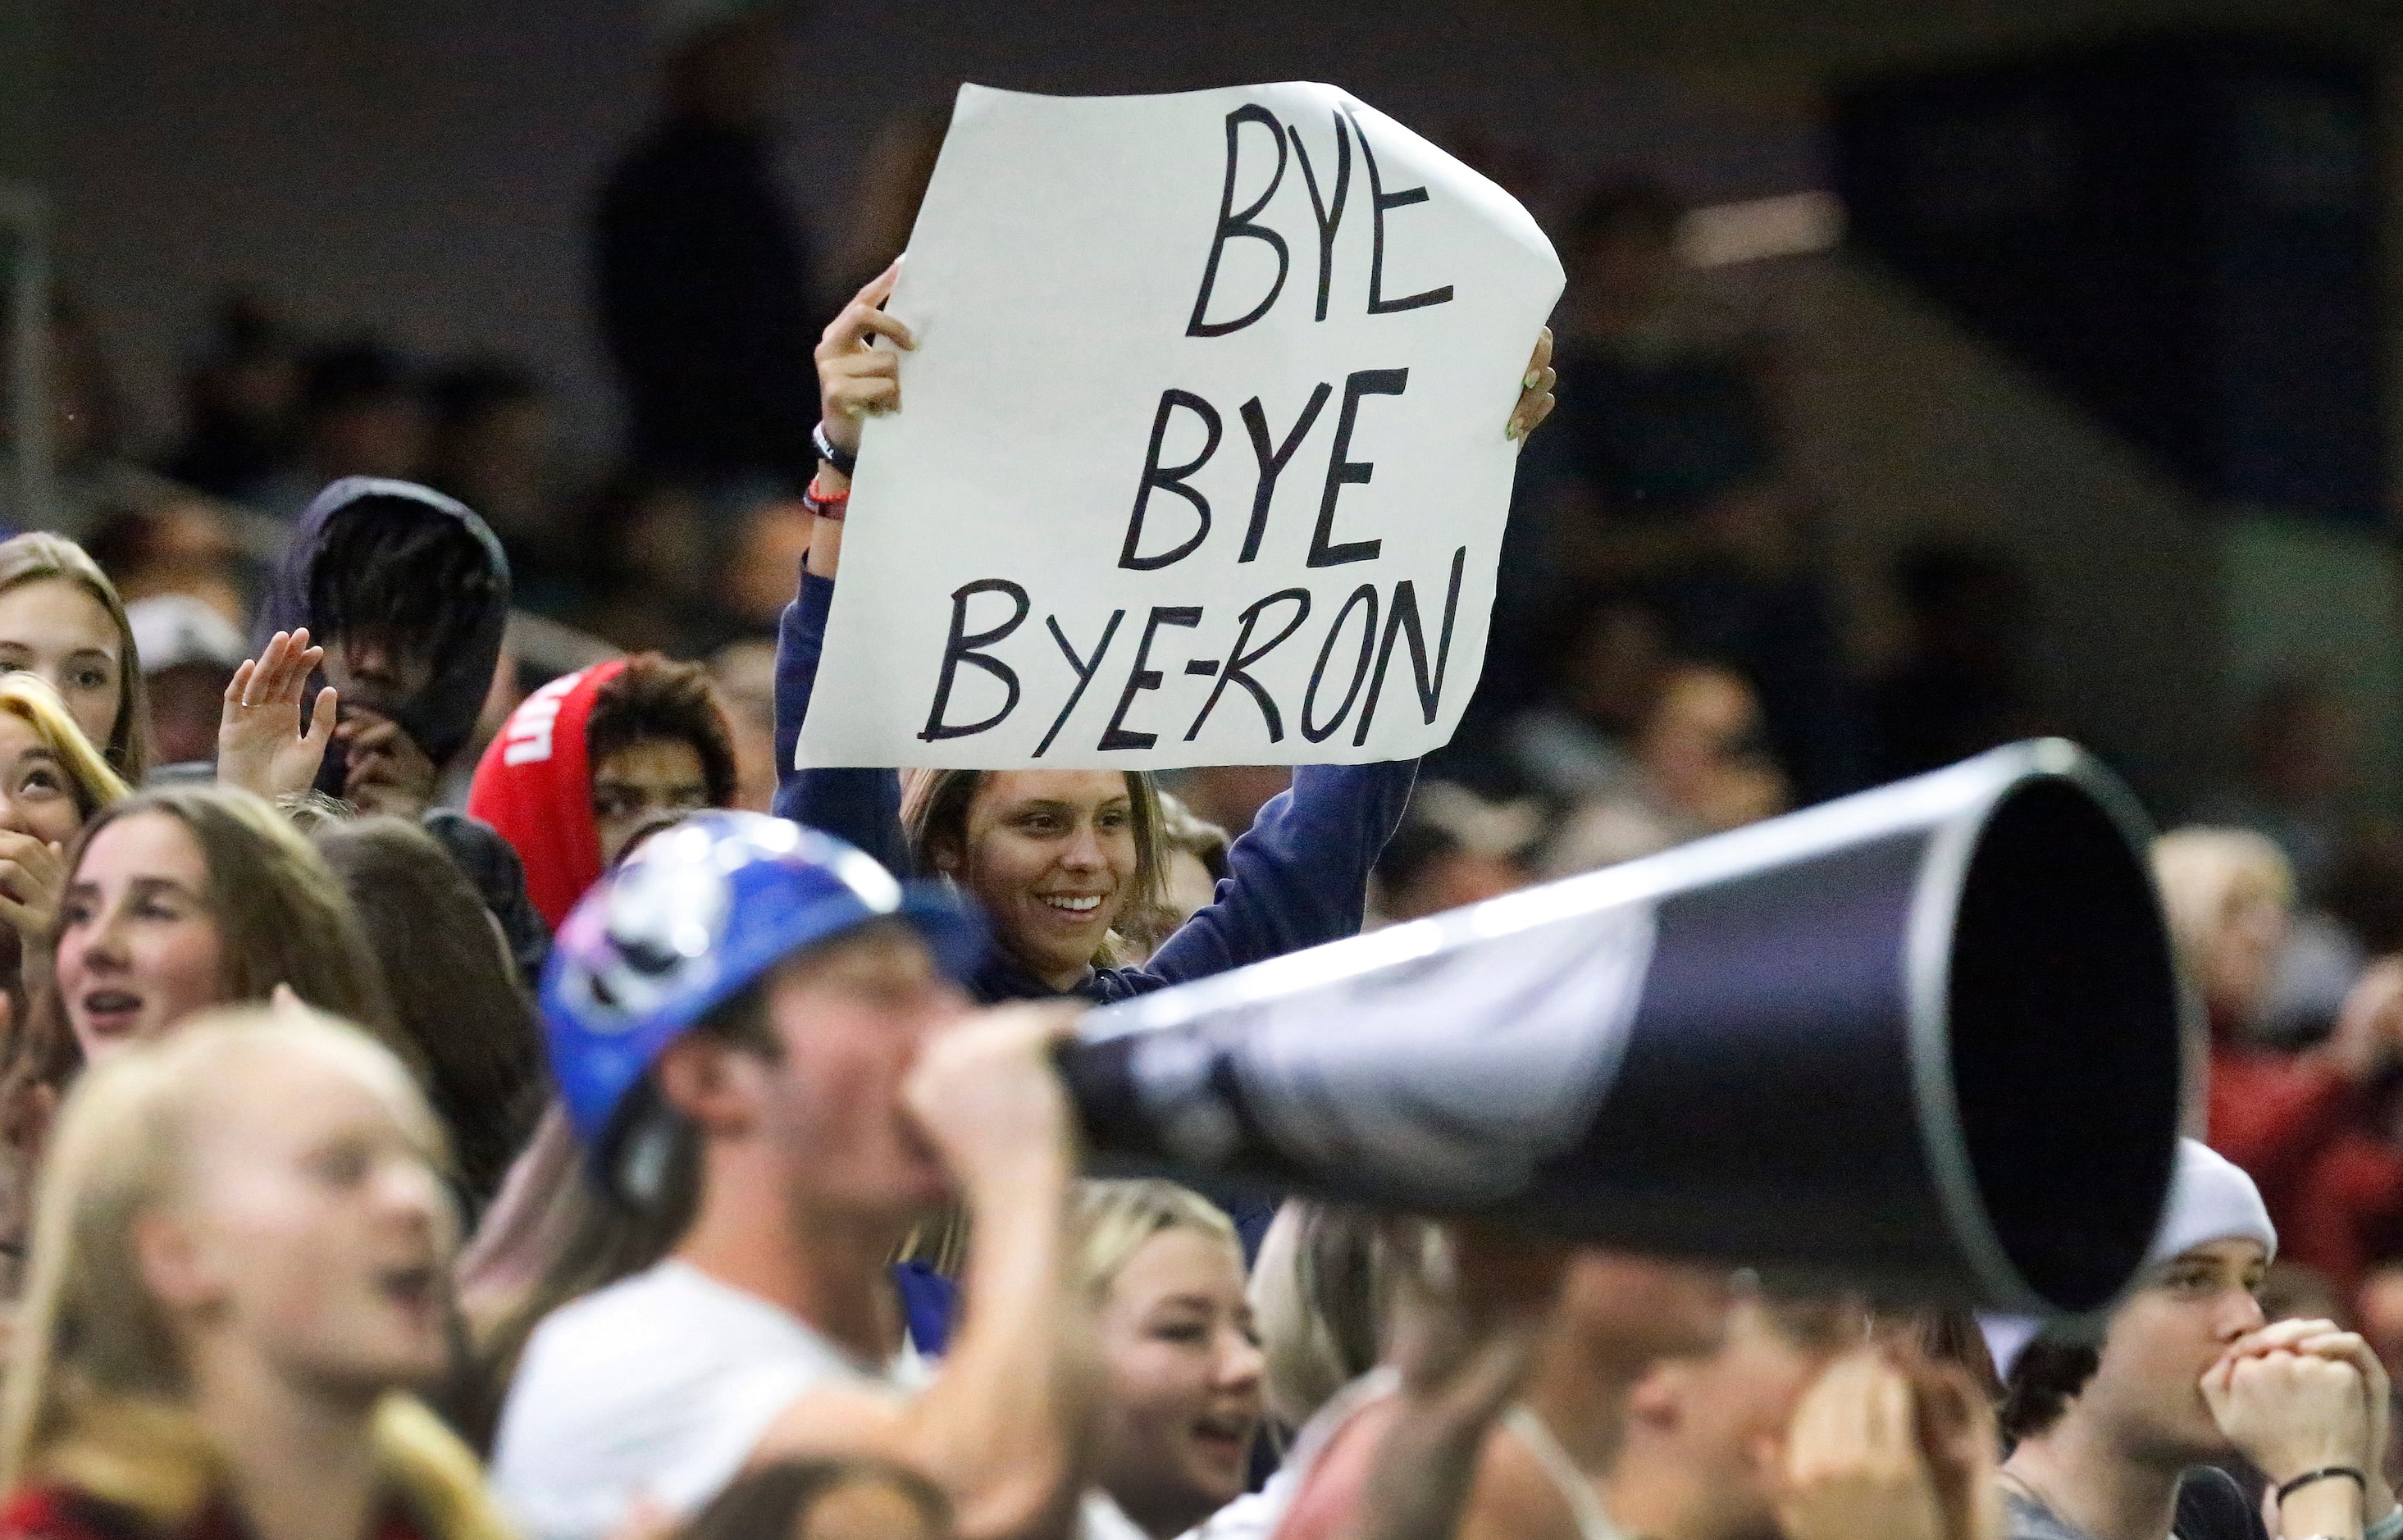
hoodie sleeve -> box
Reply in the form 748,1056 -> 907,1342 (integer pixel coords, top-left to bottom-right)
772,571 -> 913,876
1125,760 -> 1418,991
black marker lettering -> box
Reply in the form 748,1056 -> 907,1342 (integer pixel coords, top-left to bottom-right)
1186,106 -> 1291,339
1184,589 -> 1311,742
1033,610 -> 1124,759
1238,382 -> 1331,563
1344,107 -> 1454,316
1098,606 -> 1203,752
1287,112 -> 1352,322
1309,368 -> 1407,568
919,580 -> 1029,742
1301,584 -> 1380,744
1119,389 -> 1222,571
1353,545 -> 1467,745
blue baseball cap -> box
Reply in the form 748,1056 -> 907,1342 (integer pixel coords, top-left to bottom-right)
541,811 -> 986,1157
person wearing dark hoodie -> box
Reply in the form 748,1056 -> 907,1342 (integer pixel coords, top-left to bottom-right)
774,265 -> 1558,1011
249,476 -> 550,982
253,476 -> 510,819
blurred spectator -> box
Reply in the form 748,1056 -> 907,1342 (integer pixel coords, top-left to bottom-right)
82,494 -> 249,627
706,638 -> 778,813
1118,792 -> 1233,959
254,339 -> 428,520
1867,542 -> 2056,783
2194,672 -> 2357,904
1493,591 -> 1671,804
424,357 -> 574,613
575,472 -> 715,654
1167,764 -> 1293,840
596,0 -> 821,490
2154,827 -> 2403,1292
2330,825 -> 2403,960
159,292 -> 300,502
2158,827 -> 2296,1050
2257,1259 -> 2350,1326
1530,181 -> 1779,587
125,593 -> 246,768
1371,781 -> 1537,924
0,296 -> 194,538
1515,180 -> 1856,800
1544,662 -> 1788,875
829,104 -> 950,302
720,494 -> 814,641
1156,793 -> 1231,914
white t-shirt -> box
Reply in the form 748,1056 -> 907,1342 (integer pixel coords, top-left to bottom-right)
492,1258 -> 882,1540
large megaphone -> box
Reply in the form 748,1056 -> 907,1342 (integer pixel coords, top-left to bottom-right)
1060,740 -> 2186,1314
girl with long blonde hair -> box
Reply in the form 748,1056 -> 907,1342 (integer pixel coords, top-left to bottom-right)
0,1006 -> 509,1540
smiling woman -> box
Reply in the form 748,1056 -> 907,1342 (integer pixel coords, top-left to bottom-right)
772,271 -> 1557,1016
905,768 -> 1165,990
1074,1181 -> 1265,1540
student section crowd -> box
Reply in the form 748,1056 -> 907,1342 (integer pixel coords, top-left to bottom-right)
1,11 -> 2400,1540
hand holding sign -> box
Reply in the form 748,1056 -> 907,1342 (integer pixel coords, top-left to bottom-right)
816,257 -> 914,462
798,82 -> 1565,772
1509,329 -> 1557,442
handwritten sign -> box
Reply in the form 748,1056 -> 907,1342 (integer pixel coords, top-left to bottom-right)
797,81 -> 1563,769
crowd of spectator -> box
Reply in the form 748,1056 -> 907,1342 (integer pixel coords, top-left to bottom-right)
0,11 -> 2393,1539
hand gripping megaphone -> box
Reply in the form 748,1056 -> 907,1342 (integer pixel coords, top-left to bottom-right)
1060,740 -> 2186,1314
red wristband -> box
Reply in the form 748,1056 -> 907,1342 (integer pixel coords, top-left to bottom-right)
805,475 -> 849,523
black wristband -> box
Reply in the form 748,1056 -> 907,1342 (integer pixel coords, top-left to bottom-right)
2278,1469 -> 2369,1506
811,420 -> 857,477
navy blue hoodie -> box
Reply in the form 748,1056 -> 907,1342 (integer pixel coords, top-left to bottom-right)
772,571 -> 1416,1007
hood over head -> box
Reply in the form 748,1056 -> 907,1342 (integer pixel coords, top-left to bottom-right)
468,659 -> 630,930
254,476 -> 512,770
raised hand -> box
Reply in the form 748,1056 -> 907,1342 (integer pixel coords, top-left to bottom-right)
1780,1350 -> 1999,1540
217,628 -> 338,803
0,828 -> 66,965
815,257 -> 916,463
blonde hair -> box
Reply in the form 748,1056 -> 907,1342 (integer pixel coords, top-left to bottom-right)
2152,826 -> 2295,971
1249,1203 -> 1434,1429
0,672 -> 130,818
1072,1179 -> 1239,1304
0,532 -> 151,782
0,1008 -> 500,1537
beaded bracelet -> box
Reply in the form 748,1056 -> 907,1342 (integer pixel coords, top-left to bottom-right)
804,475 -> 850,524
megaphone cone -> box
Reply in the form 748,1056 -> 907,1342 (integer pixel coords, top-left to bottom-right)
1060,740 -> 2185,1314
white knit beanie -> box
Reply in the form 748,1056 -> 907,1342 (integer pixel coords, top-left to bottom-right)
2145,1137 -> 2276,1269
1981,1138 -> 2275,1377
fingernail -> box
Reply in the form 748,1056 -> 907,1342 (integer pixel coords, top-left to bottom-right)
1505,420 -> 1521,440
1523,371 -> 1539,390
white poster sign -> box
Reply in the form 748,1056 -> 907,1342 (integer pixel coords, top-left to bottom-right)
797,81 -> 1564,769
